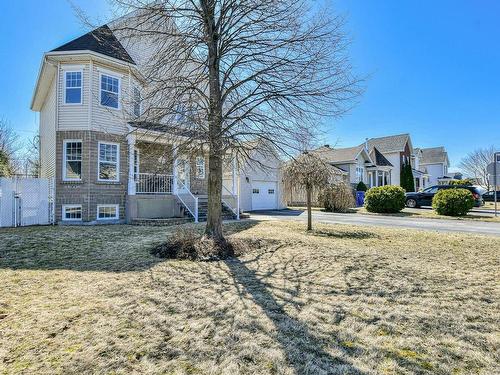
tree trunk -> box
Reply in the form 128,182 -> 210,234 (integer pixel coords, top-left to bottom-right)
202,0 -> 224,241
306,186 -> 312,231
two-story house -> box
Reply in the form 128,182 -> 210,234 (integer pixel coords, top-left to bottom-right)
418,147 -> 450,186
366,133 -> 414,187
311,142 -> 393,188
31,23 -> 283,224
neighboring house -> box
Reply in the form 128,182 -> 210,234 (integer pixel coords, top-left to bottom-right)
366,134 -> 414,187
311,143 -> 393,188
418,147 -> 450,186
412,148 -> 431,191
31,23 -> 277,224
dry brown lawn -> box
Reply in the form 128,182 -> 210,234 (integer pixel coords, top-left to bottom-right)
0,221 -> 499,375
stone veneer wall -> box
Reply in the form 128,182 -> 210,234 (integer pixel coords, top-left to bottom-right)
55,130 -> 129,223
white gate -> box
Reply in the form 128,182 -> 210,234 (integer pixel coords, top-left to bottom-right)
0,177 -> 54,227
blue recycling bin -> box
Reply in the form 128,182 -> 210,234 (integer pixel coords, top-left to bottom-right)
356,191 -> 365,207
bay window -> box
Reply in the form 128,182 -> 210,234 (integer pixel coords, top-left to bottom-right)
100,74 -> 120,109
64,71 -> 82,104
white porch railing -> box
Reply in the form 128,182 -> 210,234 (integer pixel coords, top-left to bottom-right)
222,185 -> 240,220
176,179 -> 199,223
136,173 -> 174,194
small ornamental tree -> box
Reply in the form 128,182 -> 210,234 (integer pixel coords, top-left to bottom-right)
356,181 -> 368,192
400,163 -> 415,192
283,153 -> 335,230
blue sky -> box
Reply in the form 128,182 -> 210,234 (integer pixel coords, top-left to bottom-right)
1,1 -> 499,169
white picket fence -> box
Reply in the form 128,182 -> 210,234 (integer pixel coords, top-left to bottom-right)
0,177 -> 55,227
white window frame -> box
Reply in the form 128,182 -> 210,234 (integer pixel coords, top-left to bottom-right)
63,139 -> 83,181
356,167 -> 364,183
98,141 -> 120,182
97,204 -> 119,221
195,156 -> 205,179
62,205 -> 82,221
252,188 -> 260,194
99,72 -> 121,110
63,70 -> 83,105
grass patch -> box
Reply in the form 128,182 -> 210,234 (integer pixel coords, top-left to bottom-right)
358,207 -> 500,222
0,221 -> 499,374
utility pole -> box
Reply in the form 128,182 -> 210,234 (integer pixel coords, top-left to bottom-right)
495,152 -> 499,217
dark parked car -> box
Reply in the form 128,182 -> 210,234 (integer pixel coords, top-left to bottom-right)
482,191 -> 500,202
405,185 -> 484,208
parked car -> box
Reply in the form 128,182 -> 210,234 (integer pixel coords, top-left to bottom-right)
405,185 -> 484,208
482,191 -> 500,202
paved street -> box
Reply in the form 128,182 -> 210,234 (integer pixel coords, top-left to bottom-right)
249,209 -> 500,237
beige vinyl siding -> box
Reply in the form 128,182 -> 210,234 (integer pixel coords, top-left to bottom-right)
39,76 -> 57,178
90,62 -> 130,135
58,62 -> 90,131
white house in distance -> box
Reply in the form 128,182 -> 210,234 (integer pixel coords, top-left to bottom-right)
417,147 -> 450,186
31,20 -> 283,224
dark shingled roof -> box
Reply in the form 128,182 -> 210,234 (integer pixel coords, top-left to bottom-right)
52,25 -> 135,64
371,147 -> 393,167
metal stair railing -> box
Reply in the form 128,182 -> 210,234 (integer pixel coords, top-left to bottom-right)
174,180 -> 199,223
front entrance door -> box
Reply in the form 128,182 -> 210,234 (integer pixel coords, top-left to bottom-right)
177,159 -> 190,192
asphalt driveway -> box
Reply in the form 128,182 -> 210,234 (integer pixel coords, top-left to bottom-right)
249,209 -> 500,237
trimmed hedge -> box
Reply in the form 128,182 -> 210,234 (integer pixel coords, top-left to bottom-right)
432,188 -> 474,216
364,185 -> 406,213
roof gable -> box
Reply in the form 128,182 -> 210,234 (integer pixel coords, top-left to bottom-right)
52,25 -> 135,64
370,147 -> 393,167
420,147 -> 449,165
367,133 -> 410,154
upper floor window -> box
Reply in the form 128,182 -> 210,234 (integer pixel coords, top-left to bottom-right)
356,167 -> 364,182
195,156 -> 205,179
63,140 -> 82,181
133,87 -> 141,117
64,71 -> 82,104
98,142 -> 120,182
100,74 -> 120,109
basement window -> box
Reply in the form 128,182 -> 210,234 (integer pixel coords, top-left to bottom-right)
97,205 -> 119,220
63,205 -> 82,221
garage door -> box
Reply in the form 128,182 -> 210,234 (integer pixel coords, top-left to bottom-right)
251,181 -> 278,210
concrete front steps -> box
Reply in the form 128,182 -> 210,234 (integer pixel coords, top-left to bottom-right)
196,198 -> 237,222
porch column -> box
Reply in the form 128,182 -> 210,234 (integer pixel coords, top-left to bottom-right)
127,130 -> 136,195
172,145 -> 178,195
232,157 -> 237,195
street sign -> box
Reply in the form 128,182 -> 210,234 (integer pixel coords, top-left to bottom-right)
486,161 -> 500,176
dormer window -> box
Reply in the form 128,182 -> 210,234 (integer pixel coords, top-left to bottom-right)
64,71 -> 82,104
100,74 -> 120,109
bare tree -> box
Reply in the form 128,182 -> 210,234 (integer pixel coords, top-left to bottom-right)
283,152 -> 338,231
0,118 -> 20,176
459,146 -> 497,190
85,0 -> 360,245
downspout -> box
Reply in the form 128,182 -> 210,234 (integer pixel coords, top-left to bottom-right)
88,58 -> 93,222
54,60 -> 60,224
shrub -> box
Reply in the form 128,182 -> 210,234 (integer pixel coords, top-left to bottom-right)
432,188 -> 474,216
319,182 -> 355,212
364,185 -> 406,213
449,179 -> 474,186
356,181 -> 368,192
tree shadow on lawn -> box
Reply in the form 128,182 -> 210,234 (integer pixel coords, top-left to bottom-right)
225,256 -> 367,374
0,221 -> 259,272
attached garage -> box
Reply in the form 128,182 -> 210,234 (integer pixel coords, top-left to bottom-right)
251,180 -> 278,210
